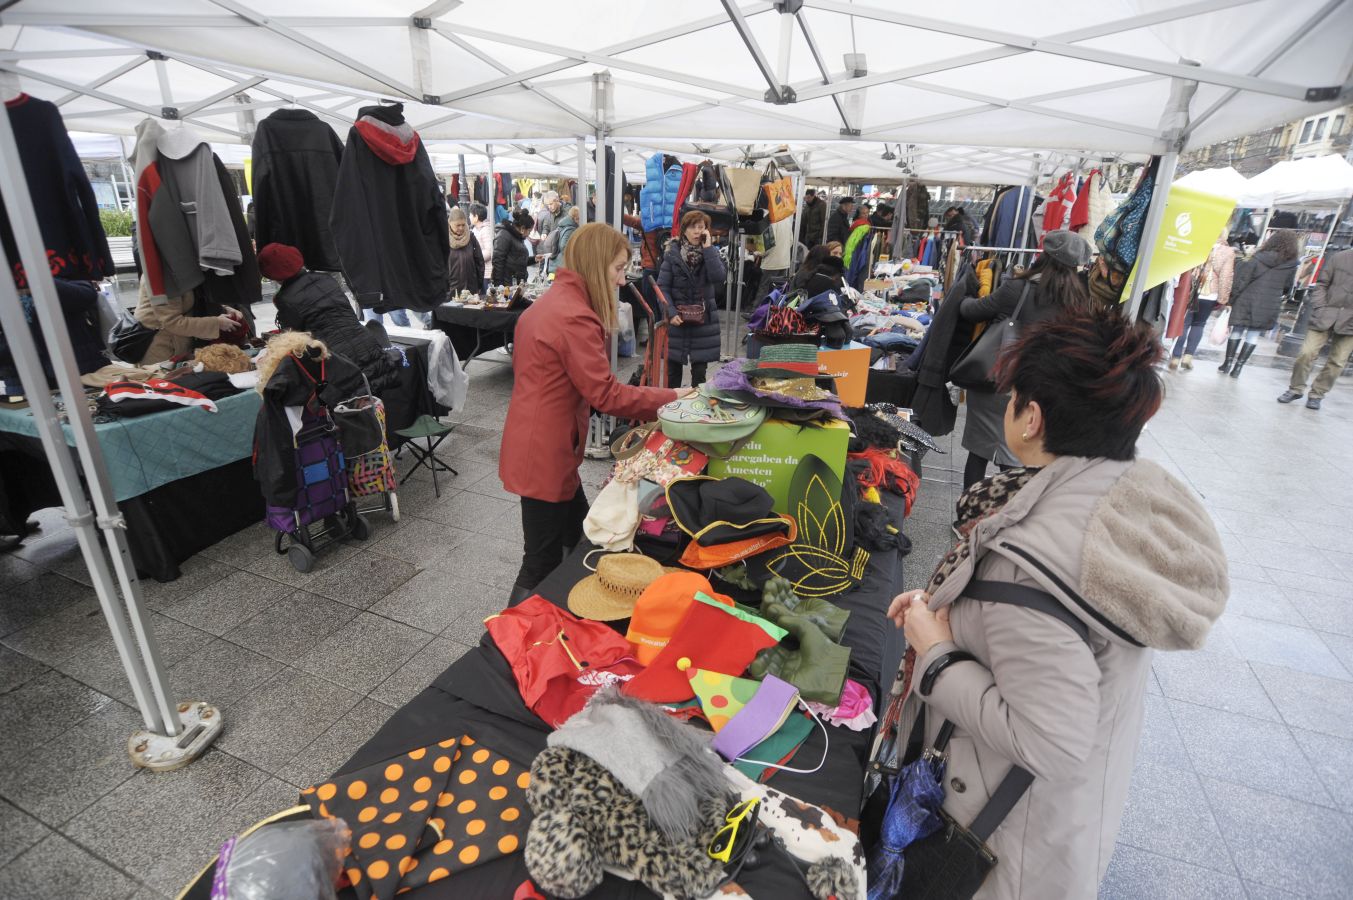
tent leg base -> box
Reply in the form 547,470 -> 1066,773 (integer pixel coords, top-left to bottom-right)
128,701 -> 222,772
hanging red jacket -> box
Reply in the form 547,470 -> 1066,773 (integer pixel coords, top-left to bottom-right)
485,596 -> 643,728
1042,171 -> 1077,239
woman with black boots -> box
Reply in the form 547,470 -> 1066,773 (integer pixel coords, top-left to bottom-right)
658,210 -> 726,387
1219,231 -> 1300,377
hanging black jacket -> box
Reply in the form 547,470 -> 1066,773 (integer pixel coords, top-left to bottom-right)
910,263 -> 978,437
251,109 -> 345,271
1,94 -> 114,291
330,104 -> 449,312
492,223 -> 529,286
273,271 -> 400,394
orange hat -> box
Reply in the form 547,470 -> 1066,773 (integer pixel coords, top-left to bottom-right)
626,571 -> 732,665
677,517 -> 798,570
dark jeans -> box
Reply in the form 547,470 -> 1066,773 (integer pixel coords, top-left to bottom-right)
668,361 -> 708,388
1171,298 -> 1218,359
513,484 -> 588,591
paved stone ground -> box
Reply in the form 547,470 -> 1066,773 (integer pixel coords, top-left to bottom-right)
0,332 -> 1350,898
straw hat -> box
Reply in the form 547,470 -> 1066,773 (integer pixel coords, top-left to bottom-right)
567,554 -> 676,622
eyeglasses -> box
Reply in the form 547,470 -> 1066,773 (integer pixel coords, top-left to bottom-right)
708,797 -> 760,864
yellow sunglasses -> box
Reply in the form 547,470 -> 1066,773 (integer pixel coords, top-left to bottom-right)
707,797 -> 760,864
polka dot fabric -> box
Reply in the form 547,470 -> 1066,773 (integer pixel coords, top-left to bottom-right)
303,734 -> 532,900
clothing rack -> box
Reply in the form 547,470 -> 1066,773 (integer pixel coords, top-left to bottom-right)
963,245 -> 1042,256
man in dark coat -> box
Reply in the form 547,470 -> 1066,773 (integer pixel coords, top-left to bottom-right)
251,108 -> 345,271
825,196 -> 856,246
330,103 -> 449,313
797,188 -> 827,249
1279,247 -> 1353,409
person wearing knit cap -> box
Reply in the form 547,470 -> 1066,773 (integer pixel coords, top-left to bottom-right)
256,242 -> 305,282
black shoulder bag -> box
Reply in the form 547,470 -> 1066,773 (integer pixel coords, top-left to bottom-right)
891,580 -> 1090,900
948,282 -> 1032,393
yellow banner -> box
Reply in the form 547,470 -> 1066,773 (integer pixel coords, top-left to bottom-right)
1133,185 -> 1236,291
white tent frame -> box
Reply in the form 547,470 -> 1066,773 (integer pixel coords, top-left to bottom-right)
1,0 -> 1351,761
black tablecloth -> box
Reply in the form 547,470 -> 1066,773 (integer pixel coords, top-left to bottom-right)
314,495 -> 909,899
0,341 -> 442,581
432,304 -> 524,362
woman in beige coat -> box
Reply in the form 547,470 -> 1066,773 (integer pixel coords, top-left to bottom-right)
133,274 -> 242,364
872,307 -> 1229,899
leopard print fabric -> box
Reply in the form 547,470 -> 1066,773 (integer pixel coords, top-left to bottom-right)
526,746 -> 731,900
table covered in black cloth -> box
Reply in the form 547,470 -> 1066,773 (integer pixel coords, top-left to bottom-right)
0,341 -> 442,582
431,304 -> 523,364
318,501 -> 905,899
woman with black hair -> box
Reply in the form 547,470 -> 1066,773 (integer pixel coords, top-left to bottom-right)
791,243 -> 847,297
492,208 -> 534,286
957,230 -> 1092,489
1218,230 -> 1300,377
875,305 -> 1227,900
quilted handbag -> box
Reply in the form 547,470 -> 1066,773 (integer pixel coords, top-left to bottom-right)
658,390 -> 765,453
762,161 -> 797,224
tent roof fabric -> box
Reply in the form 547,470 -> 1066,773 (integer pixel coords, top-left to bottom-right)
3,1 -> 1351,182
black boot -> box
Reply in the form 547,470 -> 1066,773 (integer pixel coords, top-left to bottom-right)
1229,342 -> 1257,379
508,583 -> 534,606
1218,337 -> 1240,374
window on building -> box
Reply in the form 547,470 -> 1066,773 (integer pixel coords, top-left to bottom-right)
1300,120 -> 1314,143
1334,115 -> 1347,136
1314,117 -> 1329,141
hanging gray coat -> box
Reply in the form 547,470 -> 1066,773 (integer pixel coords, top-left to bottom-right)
657,243 -> 726,365
1227,250 -> 1299,330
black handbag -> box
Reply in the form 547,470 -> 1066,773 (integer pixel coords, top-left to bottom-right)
108,312 -> 156,364
680,163 -> 736,233
948,282 -> 1032,393
332,377 -> 385,457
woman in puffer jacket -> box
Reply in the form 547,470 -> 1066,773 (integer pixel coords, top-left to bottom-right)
1218,230 -> 1300,377
870,306 -> 1227,900
492,209 -> 533,286
258,242 -> 400,394
658,210 -> 726,387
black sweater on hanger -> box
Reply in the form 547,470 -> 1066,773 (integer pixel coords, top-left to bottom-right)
251,109 -> 345,271
1,94 -> 113,290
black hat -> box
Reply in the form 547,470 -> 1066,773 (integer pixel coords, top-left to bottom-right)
666,477 -> 794,546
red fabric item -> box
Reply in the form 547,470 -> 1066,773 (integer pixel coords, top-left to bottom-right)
671,162 -> 698,234
499,268 -> 676,502
1042,172 -> 1077,240
136,162 -> 166,296
353,118 -> 419,165
486,596 -> 644,728
623,597 -> 781,703
256,242 -> 304,281
1068,168 -> 1100,234
1165,270 -> 1193,340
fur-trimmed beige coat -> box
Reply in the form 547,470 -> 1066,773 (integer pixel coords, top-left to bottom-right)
896,456 -> 1228,899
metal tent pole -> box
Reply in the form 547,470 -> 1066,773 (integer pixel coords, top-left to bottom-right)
1125,66 -> 1200,322
731,229 -> 746,358
611,141 -> 624,230
594,131 -> 608,226
485,142 -> 495,221
0,104 -> 220,770
576,137 -> 588,225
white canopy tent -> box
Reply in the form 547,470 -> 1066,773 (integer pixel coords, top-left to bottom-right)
1244,154 -> 1353,209
1,0 -> 1352,761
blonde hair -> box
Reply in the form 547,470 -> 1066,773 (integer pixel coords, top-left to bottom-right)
562,223 -> 625,332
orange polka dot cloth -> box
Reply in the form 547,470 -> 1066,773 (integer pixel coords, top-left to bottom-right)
302,735 -> 531,900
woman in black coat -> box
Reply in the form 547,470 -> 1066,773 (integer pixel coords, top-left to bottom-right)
790,244 -> 846,297
1218,230 -> 1300,378
957,230 -> 1092,489
658,210 -> 726,387
492,209 -> 533,286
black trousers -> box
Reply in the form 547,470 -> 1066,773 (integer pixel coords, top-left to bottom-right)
668,361 -> 708,389
963,453 -> 1013,491
514,484 -> 588,591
